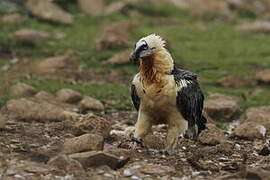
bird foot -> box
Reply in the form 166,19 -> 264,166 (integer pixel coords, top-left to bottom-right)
128,136 -> 145,150
184,126 -> 198,139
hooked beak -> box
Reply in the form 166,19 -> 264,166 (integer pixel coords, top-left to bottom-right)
130,49 -> 141,63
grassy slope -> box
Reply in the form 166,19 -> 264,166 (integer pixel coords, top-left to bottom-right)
0,2 -> 270,112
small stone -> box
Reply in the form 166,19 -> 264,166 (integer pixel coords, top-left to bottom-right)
198,123 -> 226,145
34,91 -> 55,101
241,106 -> 270,130
105,1 -> 129,15
25,0 -> 73,24
72,114 -> 111,137
34,51 -> 75,75
10,83 -> 38,97
204,93 -> 241,121
63,134 -> 104,154
95,22 -> 135,51
79,96 -> 104,111
2,98 -> 78,122
237,22 -> 270,34
56,89 -> 82,104
78,0 -> 105,16
255,69 -> 270,84
13,29 -> 49,44
218,75 -> 250,88
103,52 -> 130,65
69,151 -> 128,170
47,154 -> 84,173
1,13 -> 25,24
234,122 -> 266,140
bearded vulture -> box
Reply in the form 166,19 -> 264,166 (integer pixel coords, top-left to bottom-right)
130,34 -> 206,151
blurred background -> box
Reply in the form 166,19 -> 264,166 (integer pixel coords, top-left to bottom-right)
1,0 -> 270,130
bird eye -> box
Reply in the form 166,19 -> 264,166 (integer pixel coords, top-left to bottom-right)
143,45 -> 148,50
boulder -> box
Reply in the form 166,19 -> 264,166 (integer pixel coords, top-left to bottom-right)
56,89 -> 82,104
204,93 -> 241,121
198,123 -> 226,145
10,83 -> 38,97
25,0 -> 73,24
69,151 -> 128,170
218,75 -> 250,88
13,29 -> 49,44
34,91 -> 55,101
71,114 -> 111,137
237,22 -> 270,34
171,0 -> 232,18
234,122 -> 266,140
79,96 -> 104,111
240,106 -> 270,130
78,0 -> 105,16
63,134 -> 104,154
102,52 -> 130,65
95,22 -> 134,51
105,1 -> 129,15
255,69 -> 270,84
2,98 -> 79,122
35,52 -> 74,75
47,154 -> 84,173
1,13 -> 25,24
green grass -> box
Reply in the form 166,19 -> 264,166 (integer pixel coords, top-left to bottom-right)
0,2 -> 270,112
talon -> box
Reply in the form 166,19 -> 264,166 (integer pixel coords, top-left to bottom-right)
131,137 -> 143,144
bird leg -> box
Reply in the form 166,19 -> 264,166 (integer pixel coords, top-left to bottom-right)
185,125 -> 198,139
163,114 -> 188,154
129,111 -> 152,150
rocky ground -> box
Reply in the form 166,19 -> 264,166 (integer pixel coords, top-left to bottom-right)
1,0 -> 270,179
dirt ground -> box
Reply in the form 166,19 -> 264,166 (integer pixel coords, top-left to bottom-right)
1,108 -> 270,179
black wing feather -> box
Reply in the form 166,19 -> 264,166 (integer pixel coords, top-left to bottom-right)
131,84 -> 140,111
172,68 -> 206,134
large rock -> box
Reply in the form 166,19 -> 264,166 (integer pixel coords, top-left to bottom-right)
34,52 -> 74,75
56,89 -> 82,104
198,123 -> 226,145
204,93 -> 241,121
2,98 -> 79,122
234,122 -> 266,140
25,0 -> 73,24
105,1 -> 130,15
237,22 -> 270,34
71,114 -> 111,137
47,154 -> 84,174
34,91 -> 55,101
79,96 -> 104,111
218,75 -> 250,88
69,151 -> 128,170
255,69 -> 270,84
63,134 -> 104,154
171,0 -> 232,18
240,106 -> 270,130
1,13 -> 25,24
102,52 -> 130,65
95,22 -> 134,51
228,0 -> 270,18
78,0 -> 105,16
13,29 -> 49,44
10,83 -> 38,97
